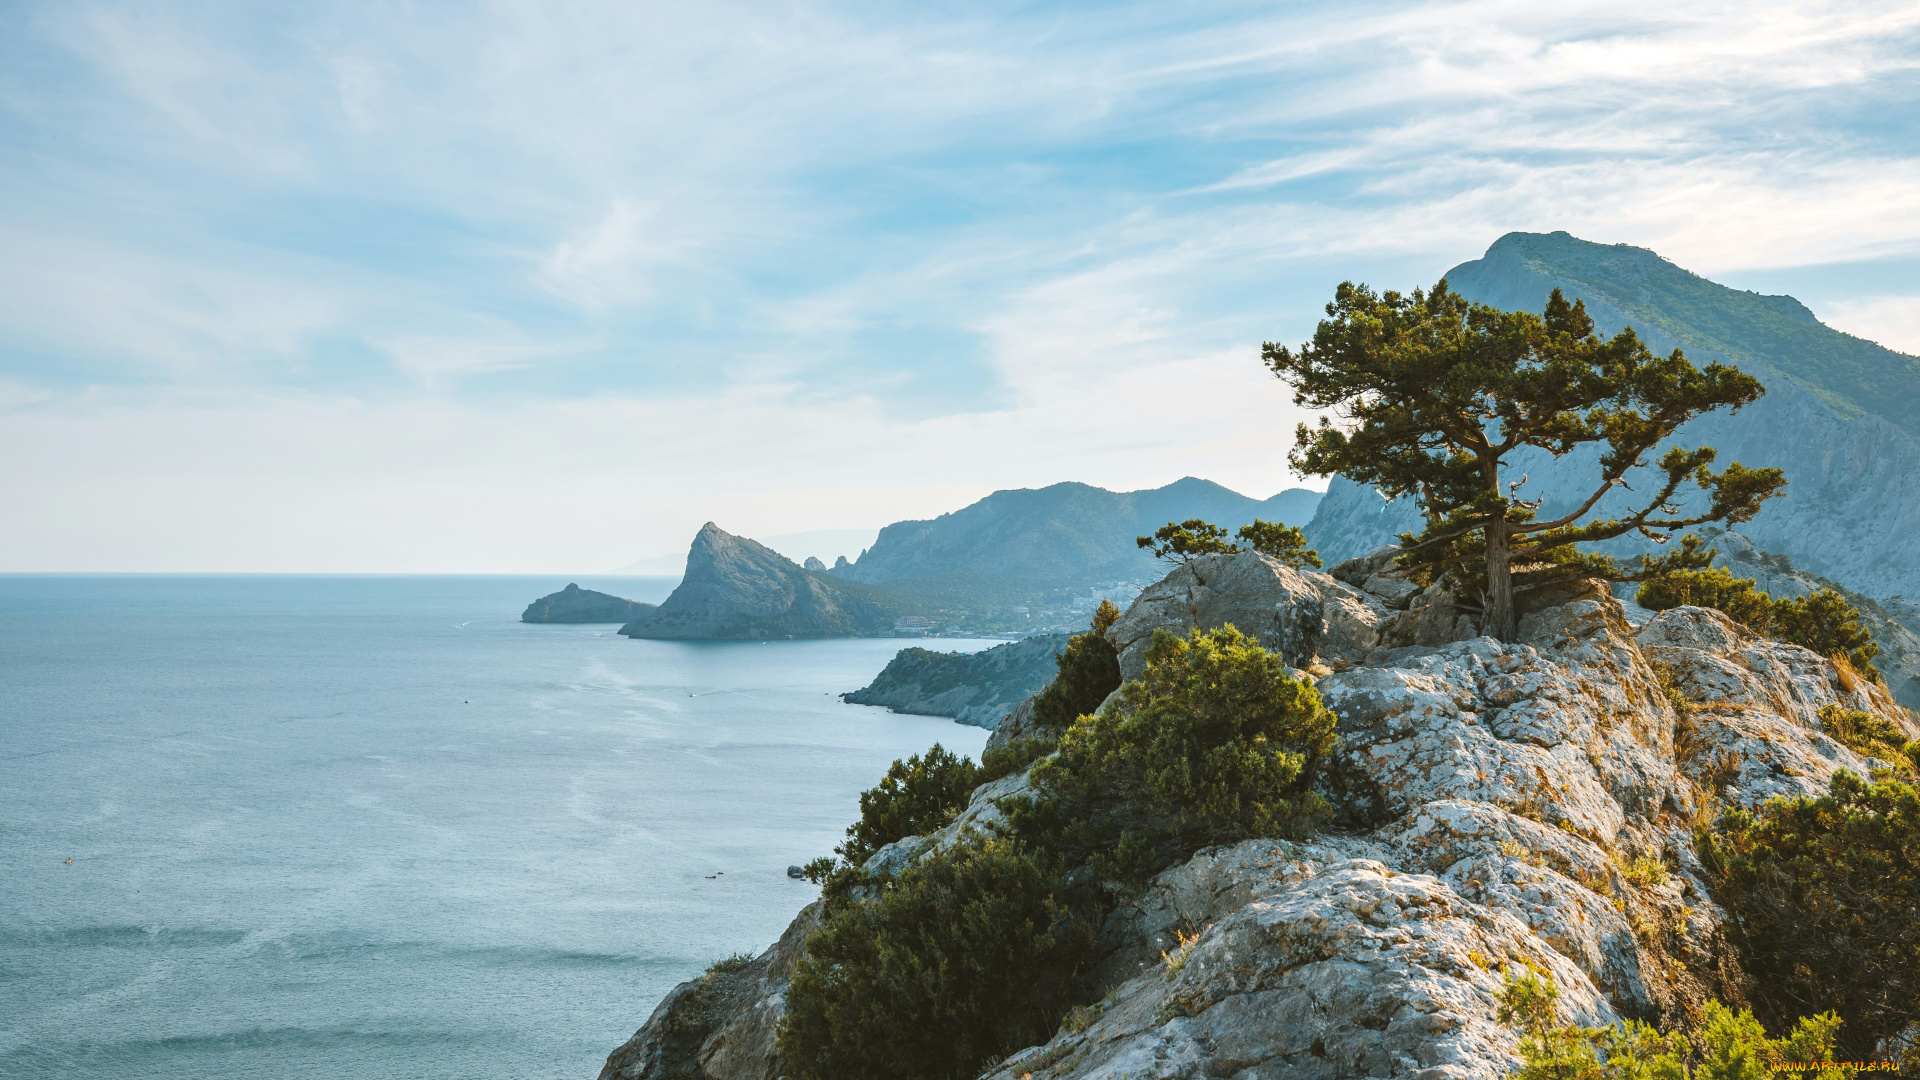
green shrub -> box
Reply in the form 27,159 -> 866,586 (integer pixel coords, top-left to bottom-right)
777,835 -> 1100,1080
1027,601 -> 1122,734
1497,969 -> 1845,1080
1700,770 -> 1920,1059
1818,704 -> 1915,778
1016,625 -> 1338,881
1638,570 -> 1883,681
836,744 -> 979,867
977,734 -> 1058,784
1772,589 -> 1880,678
1236,519 -> 1322,569
1636,566 -> 1775,630
1136,519 -> 1238,564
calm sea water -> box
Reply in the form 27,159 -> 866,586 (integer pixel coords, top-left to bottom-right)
0,575 -> 991,1079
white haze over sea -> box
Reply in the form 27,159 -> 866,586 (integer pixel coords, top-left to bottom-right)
0,574 -> 990,1079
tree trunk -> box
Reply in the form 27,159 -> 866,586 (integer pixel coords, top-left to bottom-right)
1484,518 -> 1516,642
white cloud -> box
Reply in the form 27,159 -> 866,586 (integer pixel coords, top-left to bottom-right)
1816,293 -> 1920,355
4,0 -> 1920,569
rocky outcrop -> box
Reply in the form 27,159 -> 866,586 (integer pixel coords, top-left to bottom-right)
598,903 -> 823,1080
842,634 -> 1071,728
520,583 -> 655,624
619,524 -> 901,640
599,547 -> 1916,1080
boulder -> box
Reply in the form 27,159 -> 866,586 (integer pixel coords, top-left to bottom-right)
1106,551 -> 1391,680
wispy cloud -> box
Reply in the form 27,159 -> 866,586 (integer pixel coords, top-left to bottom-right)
2,0 -> 1917,568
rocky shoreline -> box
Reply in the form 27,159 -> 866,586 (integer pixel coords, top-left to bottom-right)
841,634 -> 1071,728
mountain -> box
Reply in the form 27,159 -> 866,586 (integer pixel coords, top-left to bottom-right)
1302,231 -> 1920,602
521,583 -> 656,624
619,523 -> 901,640
836,477 -> 1322,586
841,634 -> 1071,728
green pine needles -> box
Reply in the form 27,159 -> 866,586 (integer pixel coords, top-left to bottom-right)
1497,968 -> 1848,1080
1266,281 -> 1785,642
1699,771 -> 1920,1060
1136,519 -> 1321,569
778,623 -> 1341,1080
1015,624 -> 1338,881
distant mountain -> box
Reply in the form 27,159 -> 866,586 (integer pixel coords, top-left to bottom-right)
619,523 -> 900,640
522,583 -> 656,624
836,477 -> 1322,586
1302,231 -> 1920,602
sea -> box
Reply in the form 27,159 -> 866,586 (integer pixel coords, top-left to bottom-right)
0,574 -> 994,1079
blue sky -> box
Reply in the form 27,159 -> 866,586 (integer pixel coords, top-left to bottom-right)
4,0 -> 1919,571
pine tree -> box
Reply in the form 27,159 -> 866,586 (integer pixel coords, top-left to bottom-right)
1266,281 -> 1786,641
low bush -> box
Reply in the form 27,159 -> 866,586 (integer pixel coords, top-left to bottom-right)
777,835 -> 1100,1080
1638,571 -> 1881,680
835,744 -> 979,867
1497,969 -> 1846,1080
1015,624 -> 1338,881
781,622 -> 1341,1079
1027,599 -> 1123,733
1818,704 -> 1916,778
1699,770 -> 1920,1060
1635,566 -> 1775,630
1773,589 -> 1880,678
977,734 -> 1058,784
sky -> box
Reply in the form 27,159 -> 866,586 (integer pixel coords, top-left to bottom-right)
3,1 -> 1918,572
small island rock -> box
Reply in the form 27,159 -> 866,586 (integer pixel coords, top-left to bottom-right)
522,583 -> 657,624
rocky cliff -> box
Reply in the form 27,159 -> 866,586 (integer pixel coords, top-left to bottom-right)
520,583 -> 656,624
597,549 -> 1915,1080
841,634 -> 1071,728
1301,232 -> 1920,604
619,523 -> 900,640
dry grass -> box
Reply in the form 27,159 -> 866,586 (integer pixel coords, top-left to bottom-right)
1161,929 -> 1201,979
1610,849 -> 1670,889
1830,652 -> 1862,695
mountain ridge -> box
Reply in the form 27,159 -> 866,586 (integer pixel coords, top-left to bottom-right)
837,477 -> 1322,586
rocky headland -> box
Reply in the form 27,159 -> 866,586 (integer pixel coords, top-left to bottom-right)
521,583 -> 656,624
841,634 -> 1072,728
599,547 -> 1916,1080
619,523 -> 901,640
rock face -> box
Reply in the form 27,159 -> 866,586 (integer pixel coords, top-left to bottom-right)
597,548 -> 1916,1080
842,634 -> 1071,728
520,583 -> 656,624
619,523 -> 900,640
